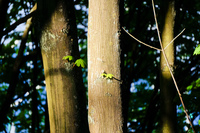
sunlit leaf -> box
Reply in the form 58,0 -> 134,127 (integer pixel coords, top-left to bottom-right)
101,73 -> 107,77
74,59 -> 86,68
106,74 -> 114,79
187,85 -> 193,91
193,44 -> 200,55
101,73 -> 114,79
62,55 -> 74,61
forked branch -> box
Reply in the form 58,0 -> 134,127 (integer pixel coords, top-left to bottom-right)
122,26 -> 185,52
164,28 -> 185,50
122,27 -> 162,51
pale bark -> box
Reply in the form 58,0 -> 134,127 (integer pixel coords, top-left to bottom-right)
88,0 -> 124,132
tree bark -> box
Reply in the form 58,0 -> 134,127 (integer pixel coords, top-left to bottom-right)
160,0 -> 177,133
38,0 -> 89,132
88,0 -> 124,132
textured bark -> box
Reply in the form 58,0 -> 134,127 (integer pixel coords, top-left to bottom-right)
38,0 -> 89,132
160,0 -> 177,133
88,0 -> 124,132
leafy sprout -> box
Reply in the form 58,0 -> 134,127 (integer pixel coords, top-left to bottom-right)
62,56 -> 86,68
193,44 -> 200,55
74,59 -> 86,68
186,78 -> 200,91
101,73 -> 107,77
62,55 -> 74,61
101,73 -> 114,79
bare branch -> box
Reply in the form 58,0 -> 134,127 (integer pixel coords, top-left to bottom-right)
164,28 -> 185,50
122,27 -> 162,51
151,0 -> 196,132
151,0 -> 162,46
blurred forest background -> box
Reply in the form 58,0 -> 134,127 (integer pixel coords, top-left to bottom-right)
0,0 -> 200,132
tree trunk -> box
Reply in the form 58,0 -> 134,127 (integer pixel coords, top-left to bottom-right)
88,0 -> 124,132
160,0 -> 177,133
38,0 -> 89,132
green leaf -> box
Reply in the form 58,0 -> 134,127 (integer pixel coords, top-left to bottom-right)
187,78 -> 200,91
198,120 -> 200,125
193,45 -> 200,55
195,78 -> 200,88
75,59 -> 86,68
62,55 -> 74,61
101,73 -> 107,77
106,74 -> 114,79
187,84 -> 193,91
101,73 -> 114,79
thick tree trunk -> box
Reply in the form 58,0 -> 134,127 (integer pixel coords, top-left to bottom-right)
38,0 -> 89,132
160,0 -> 177,133
88,0 -> 124,132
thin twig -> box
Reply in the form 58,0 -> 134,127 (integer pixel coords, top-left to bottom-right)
164,28 -> 186,50
122,27 -> 162,51
151,1 -> 163,47
151,0 -> 196,132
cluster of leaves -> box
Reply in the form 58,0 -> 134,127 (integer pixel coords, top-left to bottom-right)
62,55 -> 86,68
101,73 -> 114,79
187,79 -> 200,91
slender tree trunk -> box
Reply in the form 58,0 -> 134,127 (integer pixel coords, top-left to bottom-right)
88,0 -> 124,132
38,0 -> 89,132
160,0 -> 177,132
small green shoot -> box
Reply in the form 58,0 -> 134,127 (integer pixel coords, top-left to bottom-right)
63,56 -> 86,68
186,78 -> 200,91
193,44 -> 200,55
62,55 -> 74,61
101,73 -> 107,77
74,59 -> 86,68
106,74 -> 114,79
101,73 -> 114,79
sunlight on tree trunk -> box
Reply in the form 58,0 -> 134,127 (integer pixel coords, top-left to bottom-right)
38,0 -> 89,132
88,0 -> 124,132
160,0 -> 177,132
